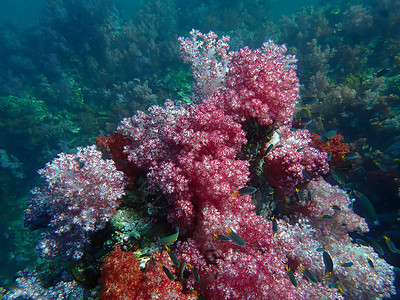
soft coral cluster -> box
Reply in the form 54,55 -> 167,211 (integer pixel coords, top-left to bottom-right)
273,178 -> 395,299
100,245 -> 196,300
118,100 -> 249,234
179,29 -> 300,126
178,29 -> 231,101
25,145 -> 126,260
100,245 -> 143,299
206,40 -> 299,126
174,234 -> 342,299
310,132 -> 350,167
111,30 -> 396,299
263,126 -> 330,195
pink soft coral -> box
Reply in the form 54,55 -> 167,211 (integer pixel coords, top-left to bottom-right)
263,126 -> 330,195
207,41 -> 299,126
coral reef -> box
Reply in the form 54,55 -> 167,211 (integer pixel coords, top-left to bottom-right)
14,22 -> 398,299
275,178 -> 394,299
1,0 -> 399,298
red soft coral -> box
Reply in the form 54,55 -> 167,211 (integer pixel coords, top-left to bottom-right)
100,247 -> 195,300
100,245 -> 143,300
310,133 -> 349,167
136,251 -> 196,300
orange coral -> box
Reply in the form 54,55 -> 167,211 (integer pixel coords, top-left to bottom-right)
310,133 -> 349,167
100,245 -> 143,299
99,246 -> 196,300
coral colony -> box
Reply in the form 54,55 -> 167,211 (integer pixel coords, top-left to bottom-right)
24,145 -> 126,260
21,30 -> 396,299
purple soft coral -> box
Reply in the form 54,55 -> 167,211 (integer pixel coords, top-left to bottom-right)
25,145 -> 126,260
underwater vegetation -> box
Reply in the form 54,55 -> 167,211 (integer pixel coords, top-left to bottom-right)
1,0 -> 400,299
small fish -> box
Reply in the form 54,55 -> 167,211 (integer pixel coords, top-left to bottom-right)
298,266 -> 318,283
362,144 -> 370,150
140,253 -> 152,257
307,190 -> 312,202
328,281 -> 344,293
180,262 -> 187,280
298,117 -> 313,126
266,185 -> 275,195
327,153 -> 332,161
274,145 -> 284,149
215,271 -> 219,279
348,201 -> 354,209
323,251 -> 334,275
285,265 -> 297,287
367,258 -> 374,268
271,216 -> 278,233
165,245 -> 180,267
316,246 -> 327,252
214,234 -> 231,242
297,146 -> 307,152
161,263 -> 175,280
338,262 -> 353,267
376,68 -> 390,77
189,264 -> 200,283
160,229 -> 179,245
264,144 -> 274,156
296,189 -> 306,202
383,236 -> 398,253
324,130 -> 337,140
331,205 -> 341,211
302,169 -> 311,180
330,169 -> 344,185
328,282 -> 339,289
355,226 -> 364,236
337,284 -> 344,294
367,237 -> 384,256
352,191 -> 379,225
232,187 -> 258,197
205,249 -> 216,253
320,214 -> 334,219
2,283 -> 22,292
355,238 -> 369,246
330,273 -> 339,282
344,152 -> 358,160
293,117 -> 312,128
227,228 -> 246,246
376,163 -> 388,172
151,256 -> 157,266
301,97 -> 318,105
